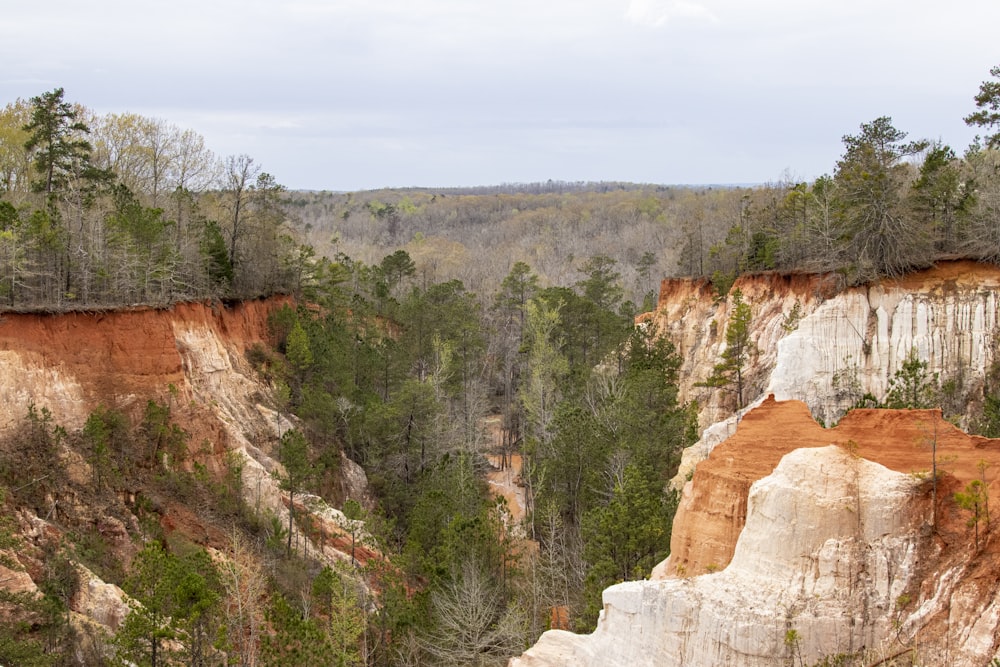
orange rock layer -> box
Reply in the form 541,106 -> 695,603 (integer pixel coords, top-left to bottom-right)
667,396 -> 1000,576
0,297 -> 289,421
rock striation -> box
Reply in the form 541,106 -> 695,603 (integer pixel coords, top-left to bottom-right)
646,261 -> 1000,484
512,445 -> 926,666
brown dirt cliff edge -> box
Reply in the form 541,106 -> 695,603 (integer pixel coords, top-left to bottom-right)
0,297 -> 290,437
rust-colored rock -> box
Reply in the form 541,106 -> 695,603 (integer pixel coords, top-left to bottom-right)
663,395 -> 1000,577
0,298 -> 288,435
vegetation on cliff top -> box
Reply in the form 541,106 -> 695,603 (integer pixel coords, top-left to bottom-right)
0,88 -> 307,310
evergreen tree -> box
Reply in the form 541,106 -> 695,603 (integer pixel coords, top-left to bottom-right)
580,465 -> 676,629
261,594 -> 338,666
883,349 -> 939,409
955,479 -> 988,550
965,64 -> 1000,149
277,429 -> 315,557
699,288 -> 755,409
834,116 -> 930,280
22,88 -> 102,197
312,564 -> 366,667
113,542 -> 222,667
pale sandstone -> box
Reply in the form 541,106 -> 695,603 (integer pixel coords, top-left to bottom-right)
512,447 -> 925,666
665,262 -> 1000,487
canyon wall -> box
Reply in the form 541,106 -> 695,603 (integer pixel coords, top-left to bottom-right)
513,399 -> 1000,666
513,262 -> 1000,666
0,298 -> 370,633
646,261 -> 1000,482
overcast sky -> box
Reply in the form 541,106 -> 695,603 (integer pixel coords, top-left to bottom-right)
2,1 -> 998,191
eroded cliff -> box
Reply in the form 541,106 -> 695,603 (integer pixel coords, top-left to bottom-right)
512,399 -> 1000,666
0,299 -> 371,638
514,262 -> 1000,666
657,262 -> 1000,422
646,261 -> 1000,483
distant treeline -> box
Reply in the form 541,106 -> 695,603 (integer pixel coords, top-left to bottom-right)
286,66 -> 1000,301
5,65 -> 1000,312
387,180 -> 675,196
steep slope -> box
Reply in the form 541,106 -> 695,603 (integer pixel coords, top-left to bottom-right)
0,300 -> 279,436
512,399 -> 1000,666
645,261 -> 1000,482
0,298 -> 370,636
513,263 -> 1000,666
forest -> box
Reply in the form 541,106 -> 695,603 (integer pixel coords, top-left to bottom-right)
1,64 -> 1000,665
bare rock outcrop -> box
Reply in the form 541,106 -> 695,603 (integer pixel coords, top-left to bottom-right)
512,445 -> 926,666
512,399 -> 1000,666
654,261 -> 1000,487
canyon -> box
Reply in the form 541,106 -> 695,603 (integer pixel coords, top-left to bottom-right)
4,261 -> 1000,664
513,261 -> 1000,666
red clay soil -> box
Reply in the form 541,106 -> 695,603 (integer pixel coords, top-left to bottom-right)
0,297 -> 289,408
655,260 -> 1000,314
883,259 -> 1000,290
0,298 -> 291,554
670,396 -> 1000,575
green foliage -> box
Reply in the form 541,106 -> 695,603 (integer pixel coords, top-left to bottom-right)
401,454 -> 511,585
0,404 -> 68,512
495,261 -> 539,322
83,405 -> 129,490
520,297 -> 570,451
200,219 -> 233,287
781,300 -> 803,332
378,249 -> 415,296
576,255 -> 624,312
0,501 -> 77,665
965,64 -> 1000,149
745,229 -> 779,271
699,288 -> 756,409
976,357 -> 1000,437
883,349 -> 939,409
955,478 -> 988,549
784,628 -> 803,667
710,269 -> 736,300
260,592 -> 340,666
285,319 -> 313,371
140,399 -> 188,468
580,465 -> 676,628
276,428 -> 316,557
23,87 -> 100,197
398,278 -> 485,396
527,318 -> 690,631
0,589 -> 62,666
538,403 -> 606,527
0,89 -> 309,308
114,541 -> 222,667
834,116 -> 931,280
311,563 -> 366,666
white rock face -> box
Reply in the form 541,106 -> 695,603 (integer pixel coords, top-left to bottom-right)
510,446 -> 925,667
73,565 -> 130,631
666,266 -> 1000,487
766,284 -> 1000,427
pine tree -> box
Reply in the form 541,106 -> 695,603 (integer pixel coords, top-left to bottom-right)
23,88 -> 97,196
699,288 -> 755,409
277,429 -> 314,557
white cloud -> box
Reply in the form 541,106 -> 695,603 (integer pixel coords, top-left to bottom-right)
624,0 -> 719,27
